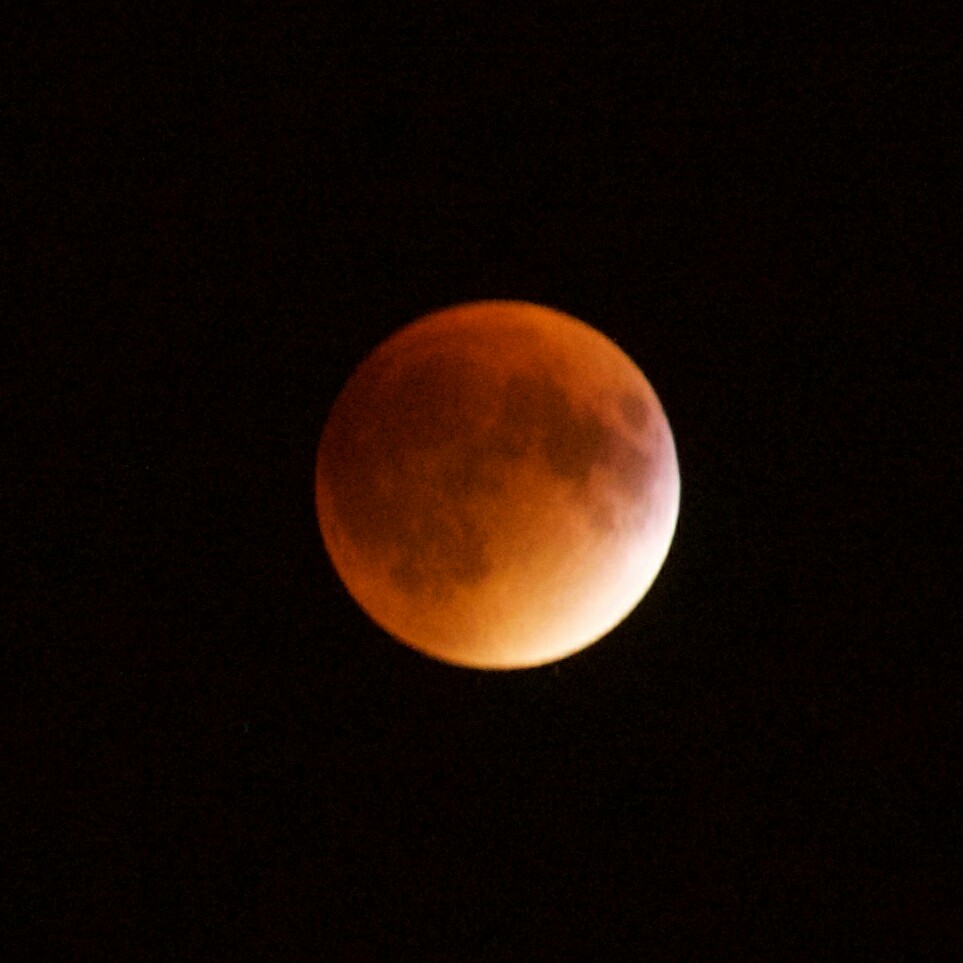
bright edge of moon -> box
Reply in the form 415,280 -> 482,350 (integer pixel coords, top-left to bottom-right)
315,300 -> 680,670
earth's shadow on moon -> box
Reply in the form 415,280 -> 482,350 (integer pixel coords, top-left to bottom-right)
322,353 -> 653,604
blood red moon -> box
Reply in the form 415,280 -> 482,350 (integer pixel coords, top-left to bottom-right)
315,300 -> 680,669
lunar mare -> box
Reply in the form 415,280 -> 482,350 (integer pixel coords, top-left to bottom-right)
315,300 -> 680,669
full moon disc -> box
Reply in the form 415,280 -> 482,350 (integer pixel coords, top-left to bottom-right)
315,300 -> 680,669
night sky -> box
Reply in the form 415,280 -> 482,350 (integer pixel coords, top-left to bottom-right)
9,4 -> 958,959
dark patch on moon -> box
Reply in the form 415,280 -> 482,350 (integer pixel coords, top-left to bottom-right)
490,373 -> 651,496
388,513 -> 491,599
619,392 -> 651,431
320,353 -> 652,602
321,350 -> 501,602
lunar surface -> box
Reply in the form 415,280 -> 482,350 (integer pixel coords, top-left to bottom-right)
315,300 -> 680,669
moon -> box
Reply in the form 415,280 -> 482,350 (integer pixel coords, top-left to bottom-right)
315,300 -> 680,669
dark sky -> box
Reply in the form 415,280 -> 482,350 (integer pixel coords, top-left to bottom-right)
9,4 -> 957,960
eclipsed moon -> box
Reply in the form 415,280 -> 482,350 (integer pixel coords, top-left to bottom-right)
315,300 -> 680,669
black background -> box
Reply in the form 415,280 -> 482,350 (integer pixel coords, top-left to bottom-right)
8,3 -> 959,959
